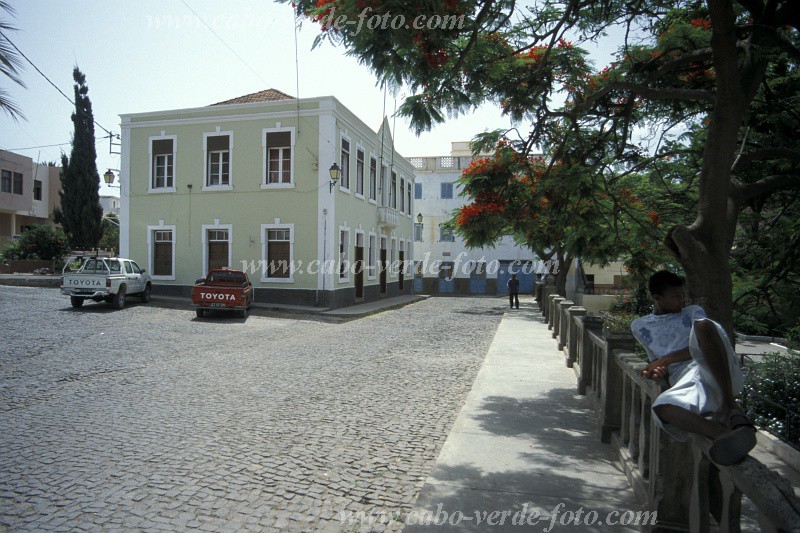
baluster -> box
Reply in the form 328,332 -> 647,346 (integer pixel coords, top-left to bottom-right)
690,445 -> 712,532
620,374 -> 631,446
640,395 -> 651,479
557,300 -> 573,349
716,472 -> 742,533
629,383 -> 641,461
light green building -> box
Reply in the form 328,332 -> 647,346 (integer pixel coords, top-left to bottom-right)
120,89 -> 415,308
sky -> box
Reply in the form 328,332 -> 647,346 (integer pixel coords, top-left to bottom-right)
0,0 -> 517,197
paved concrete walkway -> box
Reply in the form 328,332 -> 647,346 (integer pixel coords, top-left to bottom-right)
407,298 -> 643,531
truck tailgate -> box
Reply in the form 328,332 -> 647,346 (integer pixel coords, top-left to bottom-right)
62,274 -> 106,291
192,285 -> 248,307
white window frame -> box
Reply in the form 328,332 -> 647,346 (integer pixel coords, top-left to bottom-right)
355,144 -> 365,198
201,221 -> 233,277
202,130 -> 233,191
354,230 -> 366,280
414,223 -> 423,242
262,126 -> 296,189
339,133 -> 351,193
148,134 -> 177,193
338,226 -> 350,282
368,232 -> 377,280
147,222 -> 176,280
399,178 -> 405,214
390,171 -> 397,209
261,222 -> 295,283
368,154 -> 378,204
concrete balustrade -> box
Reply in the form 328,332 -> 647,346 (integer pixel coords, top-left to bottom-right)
546,293 -> 561,328
550,296 -> 565,336
564,306 -> 587,368
533,297 -> 800,531
556,299 -> 574,350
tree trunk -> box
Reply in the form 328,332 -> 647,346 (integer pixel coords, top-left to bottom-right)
667,225 -> 734,339
663,0 -> 768,340
552,248 -> 570,297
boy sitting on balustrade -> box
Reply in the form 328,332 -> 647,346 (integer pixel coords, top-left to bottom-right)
631,270 -> 756,465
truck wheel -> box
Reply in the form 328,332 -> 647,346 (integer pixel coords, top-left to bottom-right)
70,296 -> 84,308
239,307 -> 248,319
196,308 -> 204,318
112,285 -> 126,310
140,283 -> 152,303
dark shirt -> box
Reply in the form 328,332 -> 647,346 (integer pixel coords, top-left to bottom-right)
507,278 -> 520,293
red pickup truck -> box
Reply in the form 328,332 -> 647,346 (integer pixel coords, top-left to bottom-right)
191,269 -> 254,318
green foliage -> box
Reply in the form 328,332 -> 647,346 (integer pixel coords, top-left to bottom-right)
0,225 -> 70,261
742,348 -> 800,448
609,282 -> 653,317
600,311 -> 637,333
99,215 -> 119,255
52,67 -> 103,250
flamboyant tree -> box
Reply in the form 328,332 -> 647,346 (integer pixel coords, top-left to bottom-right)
450,133 -> 681,296
286,0 -> 800,335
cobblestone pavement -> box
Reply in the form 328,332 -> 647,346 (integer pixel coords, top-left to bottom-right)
0,286 -> 505,532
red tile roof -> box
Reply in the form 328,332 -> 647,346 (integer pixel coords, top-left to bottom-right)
211,89 -> 295,106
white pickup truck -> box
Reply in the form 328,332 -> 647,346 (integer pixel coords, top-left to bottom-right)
61,257 -> 152,309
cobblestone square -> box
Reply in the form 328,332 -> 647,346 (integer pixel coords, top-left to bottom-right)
0,286 -> 504,531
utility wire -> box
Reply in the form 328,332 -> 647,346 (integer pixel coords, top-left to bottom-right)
4,142 -> 71,150
0,28 -> 115,138
179,0 -> 271,87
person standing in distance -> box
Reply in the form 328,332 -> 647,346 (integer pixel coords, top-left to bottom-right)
507,273 -> 520,309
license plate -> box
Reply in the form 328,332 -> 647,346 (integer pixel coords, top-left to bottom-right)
209,303 -> 227,308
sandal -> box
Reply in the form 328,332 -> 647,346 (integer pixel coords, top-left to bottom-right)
724,408 -> 756,431
709,426 -> 757,466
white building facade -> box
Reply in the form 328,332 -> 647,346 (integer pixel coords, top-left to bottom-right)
409,142 -> 541,295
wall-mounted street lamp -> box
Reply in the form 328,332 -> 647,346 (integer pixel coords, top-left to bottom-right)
103,169 -> 121,188
329,162 -> 341,193
416,213 -> 423,223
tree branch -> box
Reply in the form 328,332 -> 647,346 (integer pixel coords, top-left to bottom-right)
731,147 -> 800,171
738,174 -> 799,201
576,81 -> 714,112
607,82 -> 716,103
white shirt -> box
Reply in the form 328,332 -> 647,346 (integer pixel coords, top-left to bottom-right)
631,305 -> 706,379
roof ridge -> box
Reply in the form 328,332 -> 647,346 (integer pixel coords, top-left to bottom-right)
211,88 -> 295,106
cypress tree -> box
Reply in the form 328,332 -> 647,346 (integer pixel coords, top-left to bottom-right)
53,68 -> 103,250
